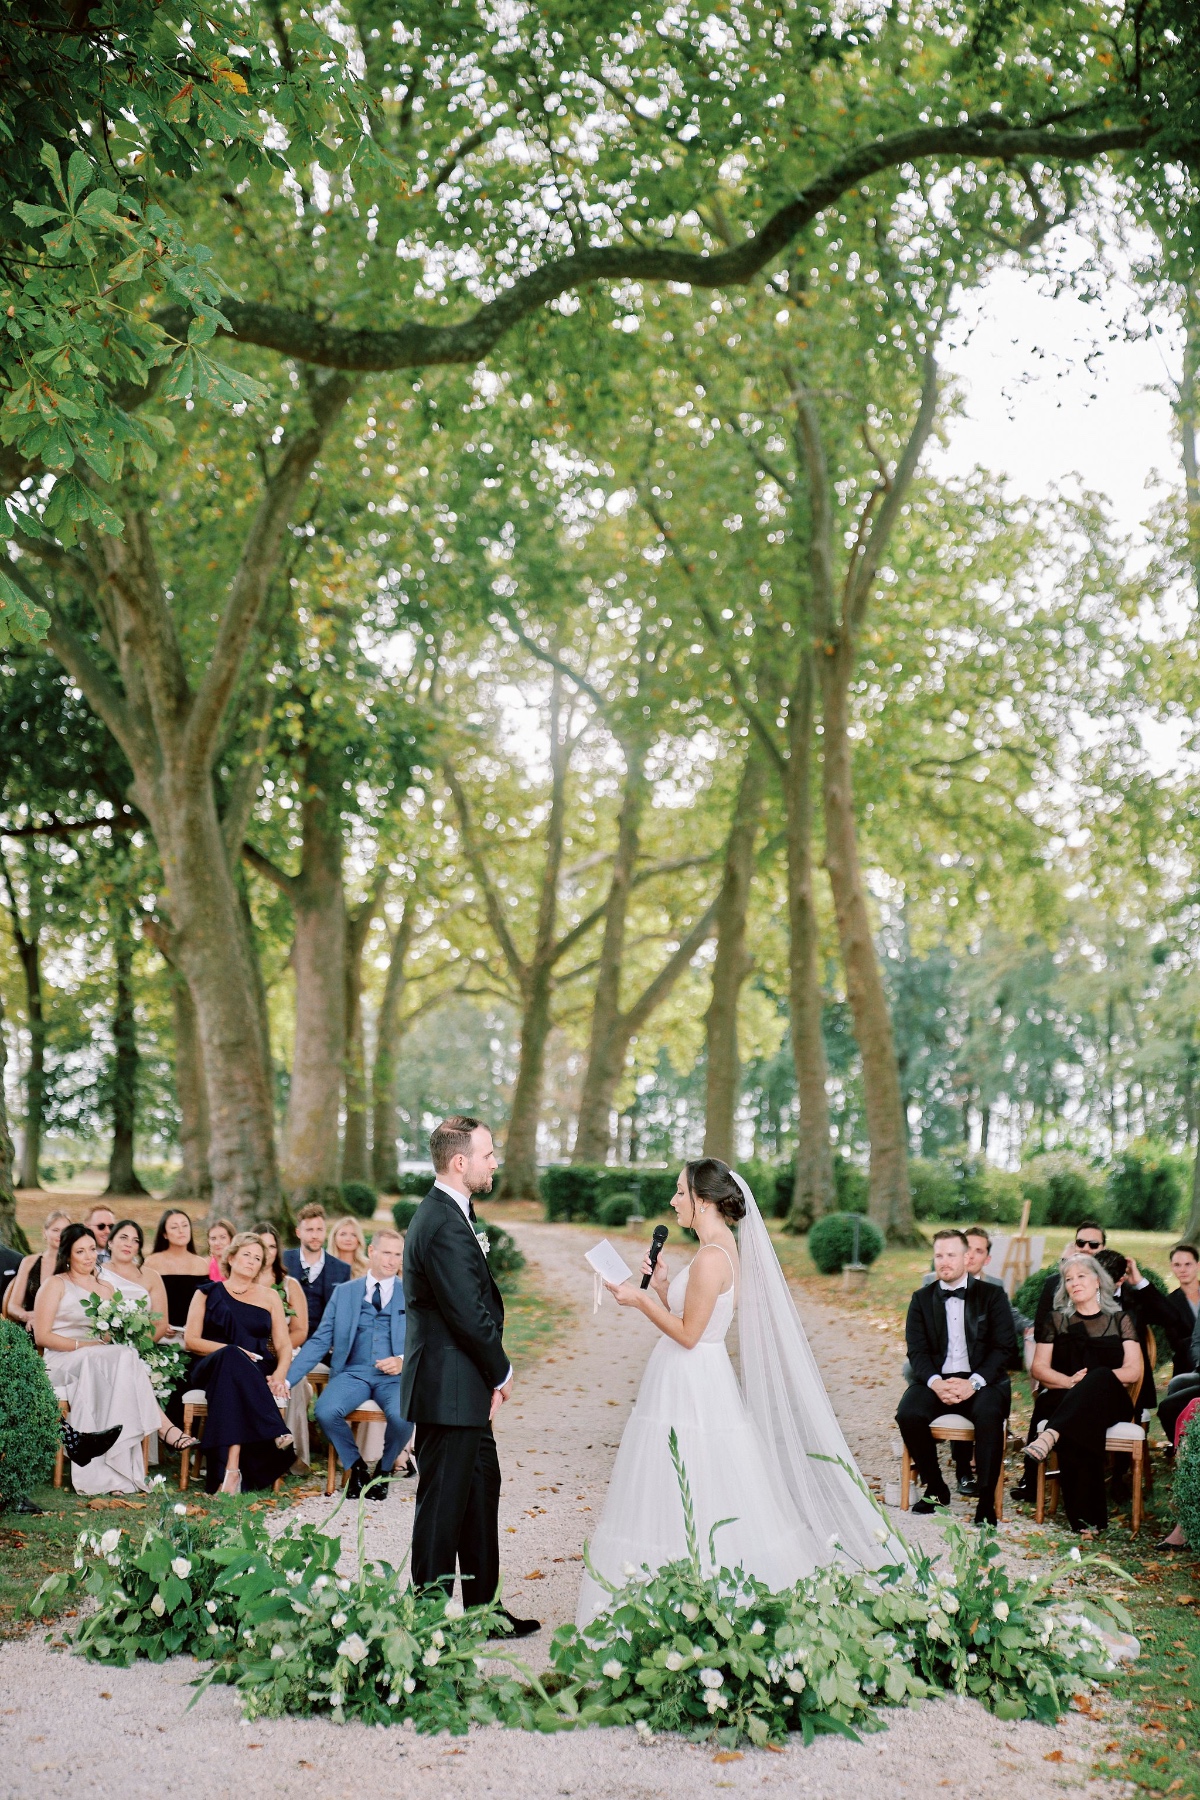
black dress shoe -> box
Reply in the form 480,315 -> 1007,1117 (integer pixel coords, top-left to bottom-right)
488,1609 -> 541,1640
973,1506 -> 998,1528
365,1463 -> 388,1501
1010,1480 -> 1035,1504
61,1422 -> 121,1468
956,1475 -> 979,1497
911,1486 -> 952,1514
345,1458 -> 371,1499
9,1495 -> 45,1515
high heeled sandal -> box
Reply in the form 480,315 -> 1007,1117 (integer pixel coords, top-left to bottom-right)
1025,1427 -> 1059,1463
159,1424 -> 200,1452
219,1468 -> 242,1496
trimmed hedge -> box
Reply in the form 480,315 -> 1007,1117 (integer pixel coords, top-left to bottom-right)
340,1180 -> 378,1220
808,1212 -> 885,1275
541,1165 -> 678,1222
1019,1152 -> 1102,1228
0,1317 -> 61,1508
391,1198 -> 421,1232
1014,1266 -> 1054,1320
1106,1143 -> 1183,1232
1172,1407 -> 1200,1548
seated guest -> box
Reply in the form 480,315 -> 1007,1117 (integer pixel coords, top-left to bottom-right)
206,1217 -> 236,1283
83,1203 -> 116,1270
251,1220 -> 311,1467
145,1209 -> 211,1334
1033,1221 -> 1107,1337
286,1227 -> 413,1499
1094,1247 -> 1183,1423
183,1232 -> 295,1496
1159,1243 -> 1200,1448
105,1220 -> 171,1340
0,1235 -> 25,1311
3,1207 -> 70,1326
34,1224 -> 197,1493
1026,1253 -> 1143,1535
283,1202 -> 351,1337
897,1228 -> 1016,1526
329,1215 -> 370,1280
918,1225 -> 1030,1495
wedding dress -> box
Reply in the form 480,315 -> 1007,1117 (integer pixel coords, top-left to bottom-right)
575,1172 -> 899,1627
42,1281 -> 160,1495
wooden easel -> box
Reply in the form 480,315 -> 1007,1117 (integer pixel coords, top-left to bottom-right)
996,1199 -> 1033,1297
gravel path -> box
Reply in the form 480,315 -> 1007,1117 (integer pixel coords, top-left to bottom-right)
0,1222 -> 1130,1800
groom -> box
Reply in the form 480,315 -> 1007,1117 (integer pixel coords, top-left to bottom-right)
401,1115 -> 538,1637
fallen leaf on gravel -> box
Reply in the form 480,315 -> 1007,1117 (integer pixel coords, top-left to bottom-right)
712,1752 -> 743,1764
525,1570 -> 545,1579
766,1745 -> 785,1754
298,1762 -> 313,1769
1044,1751 -> 1064,1762
99,1693 -> 111,1700
1179,1595 -> 1196,1605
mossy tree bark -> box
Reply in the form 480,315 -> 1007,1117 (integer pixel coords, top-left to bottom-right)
103,894 -> 148,1198
702,743 -> 768,1164
0,845 -> 46,1191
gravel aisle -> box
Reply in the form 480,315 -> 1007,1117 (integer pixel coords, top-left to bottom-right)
0,1223 -> 1129,1800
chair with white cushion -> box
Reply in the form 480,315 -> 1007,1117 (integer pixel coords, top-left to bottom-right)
179,1389 -> 287,1493
899,1412 -> 1007,1519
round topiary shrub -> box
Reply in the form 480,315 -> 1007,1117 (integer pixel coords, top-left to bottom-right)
0,1317 -> 61,1509
341,1180 -> 378,1220
484,1224 -> 526,1293
391,1198 -> 420,1232
807,1212 -> 886,1275
597,1190 -> 638,1228
1172,1406 -> 1200,1548
1014,1266 -> 1054,1320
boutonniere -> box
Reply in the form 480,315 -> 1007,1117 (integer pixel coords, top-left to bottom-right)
474,1228 -> 490,1256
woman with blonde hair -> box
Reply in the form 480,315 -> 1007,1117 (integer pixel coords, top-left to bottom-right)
327,1215 -> 370,1279
4,1207 -> 71,1326
184,1232 -> 294,1495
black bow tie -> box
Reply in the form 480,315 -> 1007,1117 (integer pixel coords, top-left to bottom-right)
938,1282 -> 967,1297
468,1200 -> 478,1225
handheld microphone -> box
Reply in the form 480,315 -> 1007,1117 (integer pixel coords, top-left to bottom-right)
640,1224 -> 669,1289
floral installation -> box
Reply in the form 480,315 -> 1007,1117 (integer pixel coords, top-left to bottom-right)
80,1288 -> 188,1401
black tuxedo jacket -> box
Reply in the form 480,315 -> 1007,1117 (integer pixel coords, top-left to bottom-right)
282,1248 -> 351,1338
905,1275 -> 1017,1391
1159,1287 -> 1198,1374
400,1187 -> 508,1428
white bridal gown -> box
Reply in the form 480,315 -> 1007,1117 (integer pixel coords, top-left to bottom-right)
576,1248 -> 829,1626
42,1281 -> 160,1495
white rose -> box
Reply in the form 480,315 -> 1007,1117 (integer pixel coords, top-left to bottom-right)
207,1624 -> 220,1637
431,1628 -> 445,1648
699,1668 -> 724,1689
444,1598 -> 464,1620
665,1651 -> 684,1672
750,1621 -> 765,1636
99,1529 -> 121,1555
337,1577 -> 352,1591
149,1593 -> 166,1617
286,1570 -> 302,1587
331,1612 -> 348,1629
826,1534 -> 841,1552
171,1557 -> 191,1579
993,1601 -> 1009,1622
271,1644 -> 287,1660
786,1670 -> 806,1693
312,1574 -> 329,1591
941,1593 -> 959,1614
422,1647 -> 441,1666
403,1677 -> 416,1694
602,1659 -> 623,1680
622,1562 -> 638,1577
205,1600 -> 218,1614
338,1634 -> 369,1665
1069,1547 -> 1082,1562
173,1503 -> 188,1516
681,1601 -> 699,1622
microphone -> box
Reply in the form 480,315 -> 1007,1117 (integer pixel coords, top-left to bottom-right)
641,1224 -> 669,1289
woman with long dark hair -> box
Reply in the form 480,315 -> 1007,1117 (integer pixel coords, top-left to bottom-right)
145,1208 -> 210,1331
252,1220 -> 311,1467
34,1225 -> 196,1493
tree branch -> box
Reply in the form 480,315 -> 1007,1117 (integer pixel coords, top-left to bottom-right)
442,760 -> 528,984
241,841 -> 298,899
491,602 -> 610,710
620,897 -> 721,1036
151,122 -> 1153,372
845,343 -> 941,631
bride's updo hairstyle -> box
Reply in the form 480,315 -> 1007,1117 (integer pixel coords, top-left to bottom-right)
683,1158 -> 747,1225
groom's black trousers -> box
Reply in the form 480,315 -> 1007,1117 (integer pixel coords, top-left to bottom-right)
410,1423 -> 501,1609
896,1378 -> 1009,1501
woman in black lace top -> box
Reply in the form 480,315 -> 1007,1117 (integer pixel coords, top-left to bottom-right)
1027,1254 -> 1143,1533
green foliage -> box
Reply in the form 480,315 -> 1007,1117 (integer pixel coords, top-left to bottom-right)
391,1198 -> 421,1232
908,1153 -> 1024,1225
833,1157 -> 869,1215
0,1318 -> 60,1507
597,1191 -> 639,1228
1172,1409 -> 1200,1548
1014,1267 -> 1054,1321
483,1225 -> 526,1293
1106,1143 -> 1183,1233
909,1157 -> 960,1221
340,1181 -> 377,1221
807,1214 -> 886,1275
1021,1153 -> 1104,1228
395,1169 -> 435,1196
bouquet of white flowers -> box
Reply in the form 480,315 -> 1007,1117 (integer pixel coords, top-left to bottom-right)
81,1289 -> 188,1402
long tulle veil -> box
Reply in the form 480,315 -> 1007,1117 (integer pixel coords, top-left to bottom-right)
732,1169 -> 905,1569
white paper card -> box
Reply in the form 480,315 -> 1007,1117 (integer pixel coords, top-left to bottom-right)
585,1238 -> 634,1287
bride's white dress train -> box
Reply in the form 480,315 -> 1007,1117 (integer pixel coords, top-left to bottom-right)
576,1171 -> 899,1628
576,1253 -> 827,1625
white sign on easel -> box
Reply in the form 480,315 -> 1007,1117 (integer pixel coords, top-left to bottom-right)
986,1216 -> 1045,1297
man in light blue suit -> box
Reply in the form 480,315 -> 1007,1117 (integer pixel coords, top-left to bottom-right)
286,1227 -> 413,1498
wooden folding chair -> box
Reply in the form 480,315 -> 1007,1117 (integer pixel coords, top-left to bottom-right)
1033,1375 -> 1145,1534
899,1412 -> 1007,1519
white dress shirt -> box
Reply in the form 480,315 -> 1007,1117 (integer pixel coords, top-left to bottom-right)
432,1178 -> 510,1391
365,1273 -> 395,1309
298,1246 -> 326,1282
931,1278 -> 985,1390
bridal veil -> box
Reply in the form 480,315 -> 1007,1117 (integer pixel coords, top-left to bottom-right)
731,1170 -> 904,1570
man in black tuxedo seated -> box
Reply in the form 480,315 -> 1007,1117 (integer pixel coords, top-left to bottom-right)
897,1227 -> 1017,1526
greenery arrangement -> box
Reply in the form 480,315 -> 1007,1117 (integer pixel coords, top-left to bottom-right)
340,1181 -> 378,1221
542,1166 -> 679,1223
1105,1144 -> 1185,1233
391,1198 -> 421,1232
80,1289 -> 187,1402
807,1214 -> 886,1275
1171,1409 -> 1200,1549
0,1319 -> 61,1509
35,1436 -> 1131,1746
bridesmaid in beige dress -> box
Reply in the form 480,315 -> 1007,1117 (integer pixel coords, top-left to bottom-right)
34,1224 -> 195,1494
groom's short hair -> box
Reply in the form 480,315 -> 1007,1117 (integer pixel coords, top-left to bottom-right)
431,1114 -> 487,1172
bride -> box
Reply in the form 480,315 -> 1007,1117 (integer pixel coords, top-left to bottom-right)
576,1158 -> 897,1626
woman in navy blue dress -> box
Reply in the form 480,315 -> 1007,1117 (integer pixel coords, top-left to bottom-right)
183,1232 -> 295,1494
